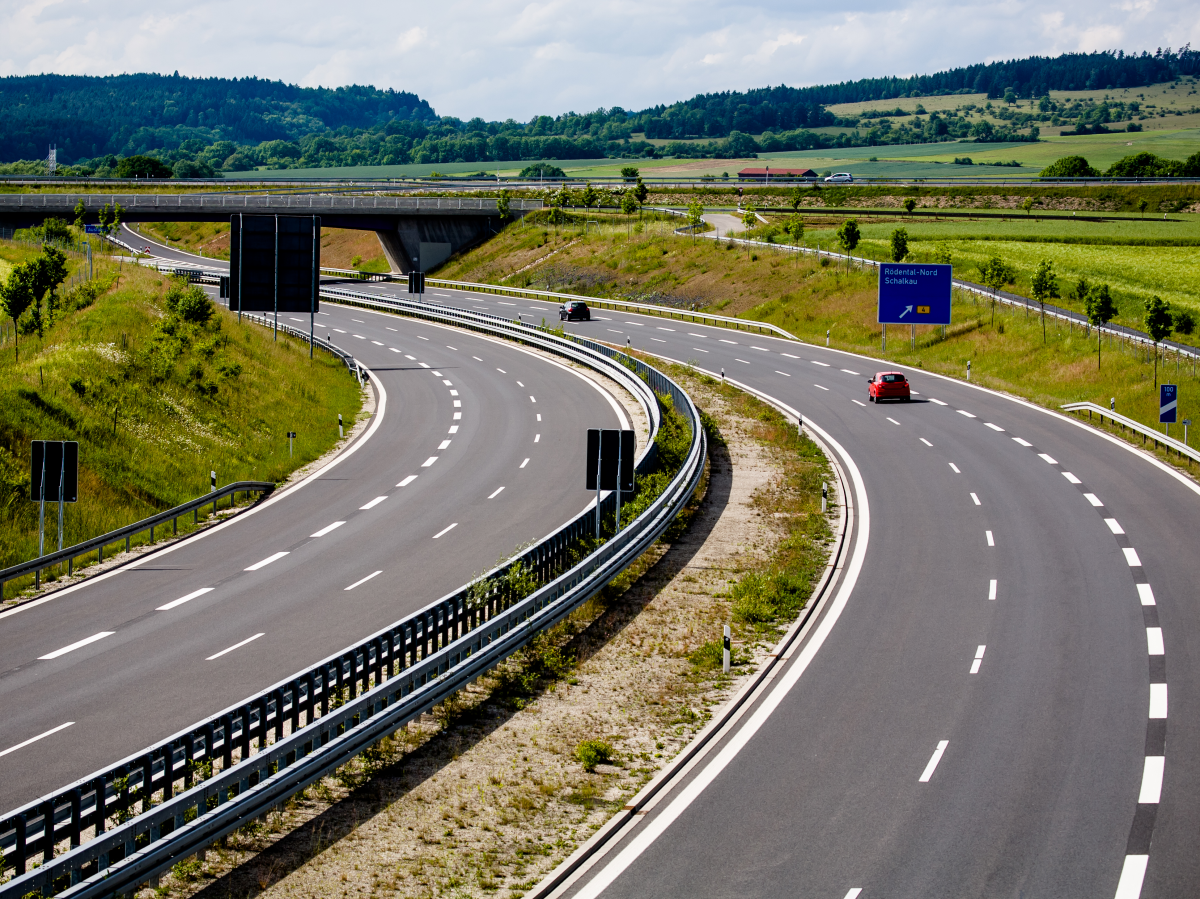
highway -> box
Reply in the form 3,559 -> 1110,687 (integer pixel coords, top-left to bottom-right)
0,269 -> 630,812
115,230 -> 1200,895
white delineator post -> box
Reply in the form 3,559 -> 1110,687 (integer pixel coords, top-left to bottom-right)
723,624 -> 730,674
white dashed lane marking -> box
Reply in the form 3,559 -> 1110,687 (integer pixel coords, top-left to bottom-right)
919,741 -> 949,782
38,632 -> 116,660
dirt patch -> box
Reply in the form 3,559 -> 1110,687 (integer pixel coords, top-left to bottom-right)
147,370 -> 833,899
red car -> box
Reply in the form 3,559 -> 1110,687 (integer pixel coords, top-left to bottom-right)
868,371 -> 910,402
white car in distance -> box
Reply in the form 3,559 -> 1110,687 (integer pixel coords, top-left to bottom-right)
824,172 -> 854,183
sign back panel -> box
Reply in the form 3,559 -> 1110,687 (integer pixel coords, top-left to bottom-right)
30,441 -> 78,503
229,215 -> 320,314
878,263 -> 952,325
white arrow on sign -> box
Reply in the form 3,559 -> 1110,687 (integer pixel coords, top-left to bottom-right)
898,305 -> 913,319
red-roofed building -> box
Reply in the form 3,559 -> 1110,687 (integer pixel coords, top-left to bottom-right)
738,167 -> 818,182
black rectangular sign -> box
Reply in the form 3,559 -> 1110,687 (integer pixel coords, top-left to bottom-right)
586,429 -> 635,492
30,441 -> 78,503
408,271 -> 425,294
229,215 -> 321,314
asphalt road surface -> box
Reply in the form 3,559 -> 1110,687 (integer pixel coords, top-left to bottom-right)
0,278 -> 629,811
112,231 -> 1200,897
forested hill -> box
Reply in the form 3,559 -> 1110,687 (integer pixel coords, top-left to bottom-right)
0,73 -> 435,162
1,48 -> 1196,172
642,48 -> 1199,139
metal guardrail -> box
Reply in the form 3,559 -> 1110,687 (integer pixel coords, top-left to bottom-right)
0,482 -> 274,604
0,194 -> 542,217
426,276 -> 800,340
0,292 -> 704,898
705,231 -> 1200,362
1061,402 -> 1199,465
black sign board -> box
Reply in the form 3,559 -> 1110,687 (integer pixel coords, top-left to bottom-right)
586,429 -> 635,492
219,275 -> 230,299
408,271 -> 426,295
31,441 -> 78,503
229,215 -> 321,314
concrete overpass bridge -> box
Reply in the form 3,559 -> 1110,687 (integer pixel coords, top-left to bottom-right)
0,193 -> 541,272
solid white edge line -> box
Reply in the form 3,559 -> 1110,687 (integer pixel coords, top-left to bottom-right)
0,366 -> 389,619
919,740 -> 950,782
1114,854 -> 1149,899
432,523 -> 458,539
0,721 -> 75,758
157,587 -> 214,611
310,521 -> 346,538
344,570 -> 383,591
205,632 -> 265,661
38,631 -> 116,660
567,376 -> 870,899
244,551 -> 289,571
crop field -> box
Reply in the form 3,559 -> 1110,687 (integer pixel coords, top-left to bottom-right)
847,214 -> 1200,244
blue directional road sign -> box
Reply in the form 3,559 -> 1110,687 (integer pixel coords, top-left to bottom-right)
1160,384 -> 1178,423
878,263 -> 952,325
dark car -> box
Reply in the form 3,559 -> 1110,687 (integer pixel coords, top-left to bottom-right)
560,301 -> 591,321
868,371 -> 911,402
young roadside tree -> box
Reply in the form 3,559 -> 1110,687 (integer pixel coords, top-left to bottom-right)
903,197 -> 917,217
1021,197 -> 1035,215
789,186 -> 805,212
889,228 -> 909,262
1144,295 -> 1174,388
632,177 -> 648,208
620,191 -> 638,217
742,206 -> 758,235
1172,308 -> 1196,336
686,201 -> 705,245
979,255 -> 1012,327
1138,198 -> 1149,219
496,189 -> 511,222
836,219 -> 861,253
581,182 -> 600,213
1030,259 -> 1060,343
932,244 -> 952,265
620,166 -> 640,183
1071,277 -> 1091,302
1085,283 -> 1117,369
73,199 -> 86,230
27,246 -> 69,336
783,215 -> 804,246
0,264 -> 35,361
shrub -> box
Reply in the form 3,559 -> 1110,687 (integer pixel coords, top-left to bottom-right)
1172,309 -> 1196,336
165,284 -> 214,325
1039,156 -> 1099,178
575,739 -> 616,772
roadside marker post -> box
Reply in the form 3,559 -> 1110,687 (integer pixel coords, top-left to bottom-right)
287,431 -> 297,458
967,360 -> 971,382
1184,418 -> 1192,447
723,624 -> 730,674
339,413 -> 344,439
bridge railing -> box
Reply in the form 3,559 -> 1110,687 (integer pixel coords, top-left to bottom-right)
0,195 -> 543,216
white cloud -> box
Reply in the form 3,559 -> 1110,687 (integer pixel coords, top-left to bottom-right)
0,0 -> 1195,120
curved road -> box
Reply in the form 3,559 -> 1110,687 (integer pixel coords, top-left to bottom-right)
120,228 -> 1200,896
0,276 -> 629,812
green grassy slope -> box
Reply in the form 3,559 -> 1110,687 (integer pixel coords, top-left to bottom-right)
0,245 -> 363,593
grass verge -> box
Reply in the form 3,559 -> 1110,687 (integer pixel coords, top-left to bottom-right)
0,242 -> 363,598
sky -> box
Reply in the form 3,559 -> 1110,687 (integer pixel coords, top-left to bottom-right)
2,0 -> 1198,120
